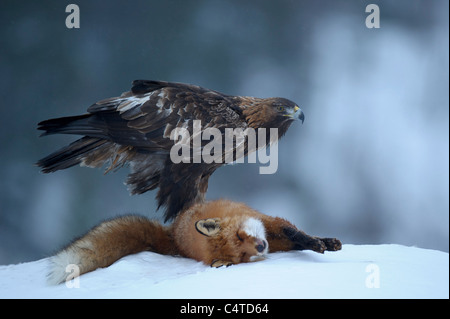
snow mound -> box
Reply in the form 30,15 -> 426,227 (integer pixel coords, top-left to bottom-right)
0,245 -> 448,299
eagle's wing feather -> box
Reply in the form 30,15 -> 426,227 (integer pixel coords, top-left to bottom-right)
86,81 -> 244,153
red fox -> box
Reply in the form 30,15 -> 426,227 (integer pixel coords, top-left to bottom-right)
48,200 -> 341,285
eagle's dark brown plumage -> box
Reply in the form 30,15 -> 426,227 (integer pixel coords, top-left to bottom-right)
37,80 -> 304,221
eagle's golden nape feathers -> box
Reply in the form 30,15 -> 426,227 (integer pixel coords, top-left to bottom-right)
37,80 -> 304,221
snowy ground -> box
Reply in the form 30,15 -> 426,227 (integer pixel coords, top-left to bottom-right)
0,244 -> 448,299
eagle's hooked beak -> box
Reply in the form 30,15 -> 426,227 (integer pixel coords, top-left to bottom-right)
292,106 -> 305,124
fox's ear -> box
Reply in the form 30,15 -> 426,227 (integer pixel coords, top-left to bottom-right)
195,218 -> 221,237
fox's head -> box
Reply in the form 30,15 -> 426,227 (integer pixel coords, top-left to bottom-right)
195,216 -> 269,264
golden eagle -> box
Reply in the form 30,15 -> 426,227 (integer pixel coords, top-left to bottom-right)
37,80 -> 304,221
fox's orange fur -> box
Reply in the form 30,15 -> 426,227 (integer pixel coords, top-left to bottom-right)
48,200 -> 341,285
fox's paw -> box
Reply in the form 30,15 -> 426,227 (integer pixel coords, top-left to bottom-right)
305,238 -> 327,253
211,260 -> 233,268
320,237 -> 342,251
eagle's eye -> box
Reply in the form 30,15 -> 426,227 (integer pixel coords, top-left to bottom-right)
276,105 -> 285,112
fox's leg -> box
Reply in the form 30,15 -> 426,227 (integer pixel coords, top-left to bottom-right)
282,227 -> 342,253
261,216 -> 341,254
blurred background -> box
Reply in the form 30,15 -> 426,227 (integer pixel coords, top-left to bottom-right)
0,0 -> 448,264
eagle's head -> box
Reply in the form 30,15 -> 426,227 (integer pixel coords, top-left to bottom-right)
270,97 -> 305,124
242,97 -> 304,137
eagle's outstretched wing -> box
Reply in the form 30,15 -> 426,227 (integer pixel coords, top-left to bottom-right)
37,80 -> 303,221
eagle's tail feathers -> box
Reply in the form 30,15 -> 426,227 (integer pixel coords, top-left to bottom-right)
37,114 -> 104,137
36,137 -> 111,173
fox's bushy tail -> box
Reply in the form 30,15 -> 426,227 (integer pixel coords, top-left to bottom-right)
47,216 -> 176,285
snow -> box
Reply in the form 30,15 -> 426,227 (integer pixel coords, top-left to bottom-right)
0,245 -> 447,299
